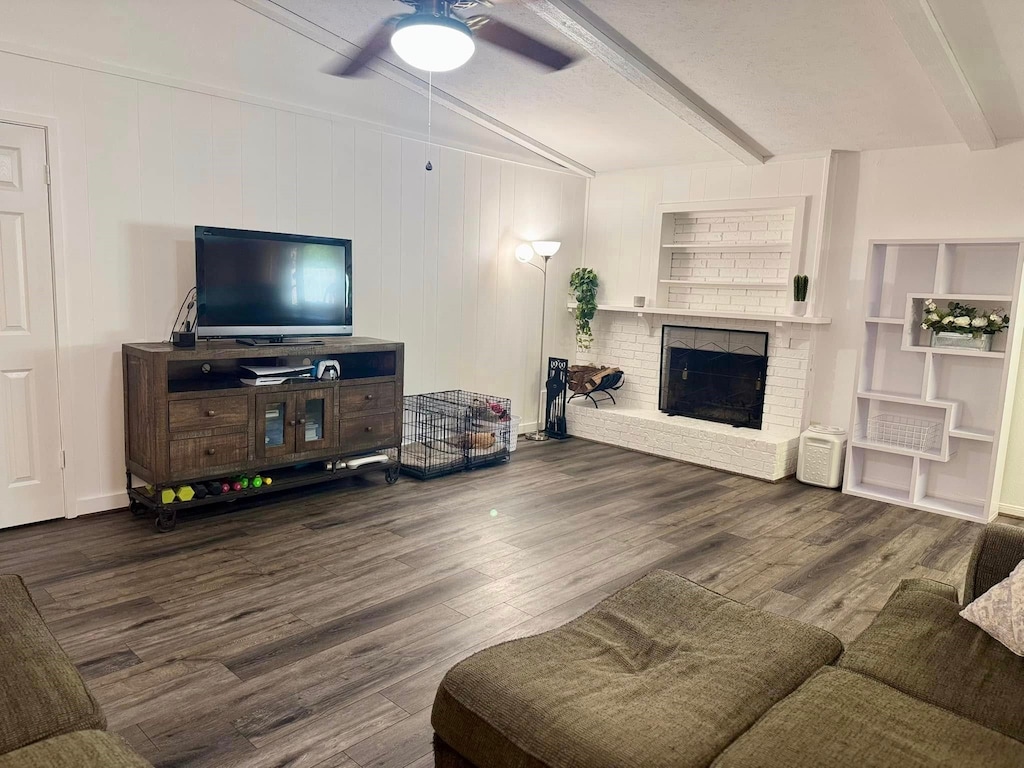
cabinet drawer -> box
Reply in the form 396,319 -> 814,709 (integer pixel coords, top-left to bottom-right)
169,433 -> 248,476
339,382 -> 396,416
339,413 -> 397,454
169,395 -> 249,433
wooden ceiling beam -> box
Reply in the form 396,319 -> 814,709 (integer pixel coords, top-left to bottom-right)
880,0 -> 996,150
523,0 -> 769,166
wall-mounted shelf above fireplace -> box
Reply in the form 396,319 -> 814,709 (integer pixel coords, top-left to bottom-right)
568,302 -> 832,327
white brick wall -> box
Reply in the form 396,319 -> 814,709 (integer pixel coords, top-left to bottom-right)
665,209 -> 794,315
565,403 -> 799,482
576,311 -> 813,432
672,209 -> 794,244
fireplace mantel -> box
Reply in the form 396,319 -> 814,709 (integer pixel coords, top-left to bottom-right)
568,302 -> 832,326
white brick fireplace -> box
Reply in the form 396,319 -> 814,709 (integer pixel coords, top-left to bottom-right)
567,311 -> 815,481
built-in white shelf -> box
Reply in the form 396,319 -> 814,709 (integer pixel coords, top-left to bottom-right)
653,197 -> 810,315
844,238 -> 1024,522
851,438 -> 944,460
903,345 -> 1005,359
568,302 -> 832,326
846,481 -> 911,505
660,243 -> 792,253
949,426 -> 995,442
658,279 -> 788,289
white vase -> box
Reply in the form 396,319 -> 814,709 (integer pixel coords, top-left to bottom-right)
791,300 -> 807,317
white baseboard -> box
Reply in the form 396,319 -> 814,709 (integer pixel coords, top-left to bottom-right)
74,492 -> 127,518
998,502 -> 1024,520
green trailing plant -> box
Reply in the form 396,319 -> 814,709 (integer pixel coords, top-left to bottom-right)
569,267 -> 599,351
793,274 -> 809,302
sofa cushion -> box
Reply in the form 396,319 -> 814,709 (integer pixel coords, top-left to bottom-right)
960,560 -> 1024,655
432,570 -> 842,768
839,586 -> 1024,741
712,667 -> 1024,768
0,575 -> 105,755
0,731 -> 152,768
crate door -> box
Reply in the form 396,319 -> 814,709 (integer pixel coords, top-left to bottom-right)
296,388 -> 335,453
256,393 -> 294,460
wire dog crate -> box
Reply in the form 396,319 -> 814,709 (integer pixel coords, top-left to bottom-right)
395,390 -> 513,480
866,414 -> 942,453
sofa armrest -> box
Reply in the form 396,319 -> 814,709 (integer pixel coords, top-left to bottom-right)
892,578 -> 958,604
962,523 -> 1024,605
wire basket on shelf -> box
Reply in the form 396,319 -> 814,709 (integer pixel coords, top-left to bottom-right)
393,390 -> 512,480
865,414 -> 941,453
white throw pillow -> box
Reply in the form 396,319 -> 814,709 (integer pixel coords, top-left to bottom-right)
960,560 -> 1024,656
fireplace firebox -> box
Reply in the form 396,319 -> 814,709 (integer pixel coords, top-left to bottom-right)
659,325 -> 769,429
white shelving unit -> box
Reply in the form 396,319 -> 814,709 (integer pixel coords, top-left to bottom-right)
843,239 -> 1024,522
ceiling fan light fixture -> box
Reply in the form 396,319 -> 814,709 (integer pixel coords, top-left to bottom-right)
391,14 -> 476,73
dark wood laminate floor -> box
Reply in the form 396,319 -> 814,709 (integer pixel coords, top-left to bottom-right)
3,439 -> 1021,768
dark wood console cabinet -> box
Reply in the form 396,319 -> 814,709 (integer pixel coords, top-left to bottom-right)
122,338 -> 404,531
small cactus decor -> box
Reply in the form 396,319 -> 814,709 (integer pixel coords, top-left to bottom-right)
793,274 -> 809,302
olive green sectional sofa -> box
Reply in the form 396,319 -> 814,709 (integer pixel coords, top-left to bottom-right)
432,523 -> 1024,768
0,575 -> 153,768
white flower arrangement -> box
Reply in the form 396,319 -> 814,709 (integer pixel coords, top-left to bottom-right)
920,300 -> 1009,337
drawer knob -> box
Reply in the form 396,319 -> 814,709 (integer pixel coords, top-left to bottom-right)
298,418 -> 307,425
365,426 -> 374,433
365,394 -> 374,400
206,448 -> 216,456
206,410 -> 216,417
288,419 -> 297,426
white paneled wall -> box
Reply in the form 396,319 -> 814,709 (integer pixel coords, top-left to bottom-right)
0,53 -> 585,515
584,157 -> 830,307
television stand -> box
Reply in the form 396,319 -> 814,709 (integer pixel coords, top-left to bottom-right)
236,337 -> 325,346
122,337 -> 404,531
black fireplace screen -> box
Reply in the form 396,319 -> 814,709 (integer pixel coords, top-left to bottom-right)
659,325 -> 769,429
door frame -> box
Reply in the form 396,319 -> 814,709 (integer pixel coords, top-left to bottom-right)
0,110 -> 74,519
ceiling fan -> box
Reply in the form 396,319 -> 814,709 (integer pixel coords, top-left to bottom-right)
325,0 -> 576,76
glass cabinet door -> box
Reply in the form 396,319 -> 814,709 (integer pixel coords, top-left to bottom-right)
296,388 -> 335,452
257,395 -> 293,459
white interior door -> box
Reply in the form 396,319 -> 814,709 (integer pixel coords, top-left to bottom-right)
0,122 -> 63,528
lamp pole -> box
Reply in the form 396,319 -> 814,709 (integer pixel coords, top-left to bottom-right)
517,241 -> 560,442
524,253 -> 551,441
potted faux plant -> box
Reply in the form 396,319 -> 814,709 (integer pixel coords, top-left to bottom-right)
569,267 -> 599,351
792,274 -> 809,316
920,299 -> 1009,352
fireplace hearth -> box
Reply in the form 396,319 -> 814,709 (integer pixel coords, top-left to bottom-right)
659,325 -> 769,429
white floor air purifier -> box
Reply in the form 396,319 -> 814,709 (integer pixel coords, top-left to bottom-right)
797,425 -> 847,488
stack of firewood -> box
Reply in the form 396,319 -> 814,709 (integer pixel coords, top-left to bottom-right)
568,365 -> 622,394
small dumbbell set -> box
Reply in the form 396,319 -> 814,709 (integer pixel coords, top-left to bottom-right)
128,451 -> 398,532
149,474 -> 275,506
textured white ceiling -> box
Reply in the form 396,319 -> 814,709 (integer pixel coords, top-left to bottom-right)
268,0 -> 1023,172
581,0 -> 962,155
929,0 -> 1024,141
273,0 -> 734,170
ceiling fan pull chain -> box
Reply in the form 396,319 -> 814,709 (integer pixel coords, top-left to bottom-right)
426,71 -> 434,171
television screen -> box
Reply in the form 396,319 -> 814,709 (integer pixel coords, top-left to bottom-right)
195,226 -> 352,338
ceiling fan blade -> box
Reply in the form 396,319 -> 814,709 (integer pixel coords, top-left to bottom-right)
323,17 -> 401,77
465,15 -> 575,71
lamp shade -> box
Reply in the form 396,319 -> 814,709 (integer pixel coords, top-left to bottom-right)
515,243 -> 536,263
391,15 -> 475,73
532,241 -> 561,257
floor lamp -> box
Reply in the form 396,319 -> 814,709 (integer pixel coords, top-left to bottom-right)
517,240 -> 561,441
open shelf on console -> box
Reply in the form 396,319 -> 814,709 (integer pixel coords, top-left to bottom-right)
166,348 -> 397,394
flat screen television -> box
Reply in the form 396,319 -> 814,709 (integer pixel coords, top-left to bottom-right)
195,226 -> 352,340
